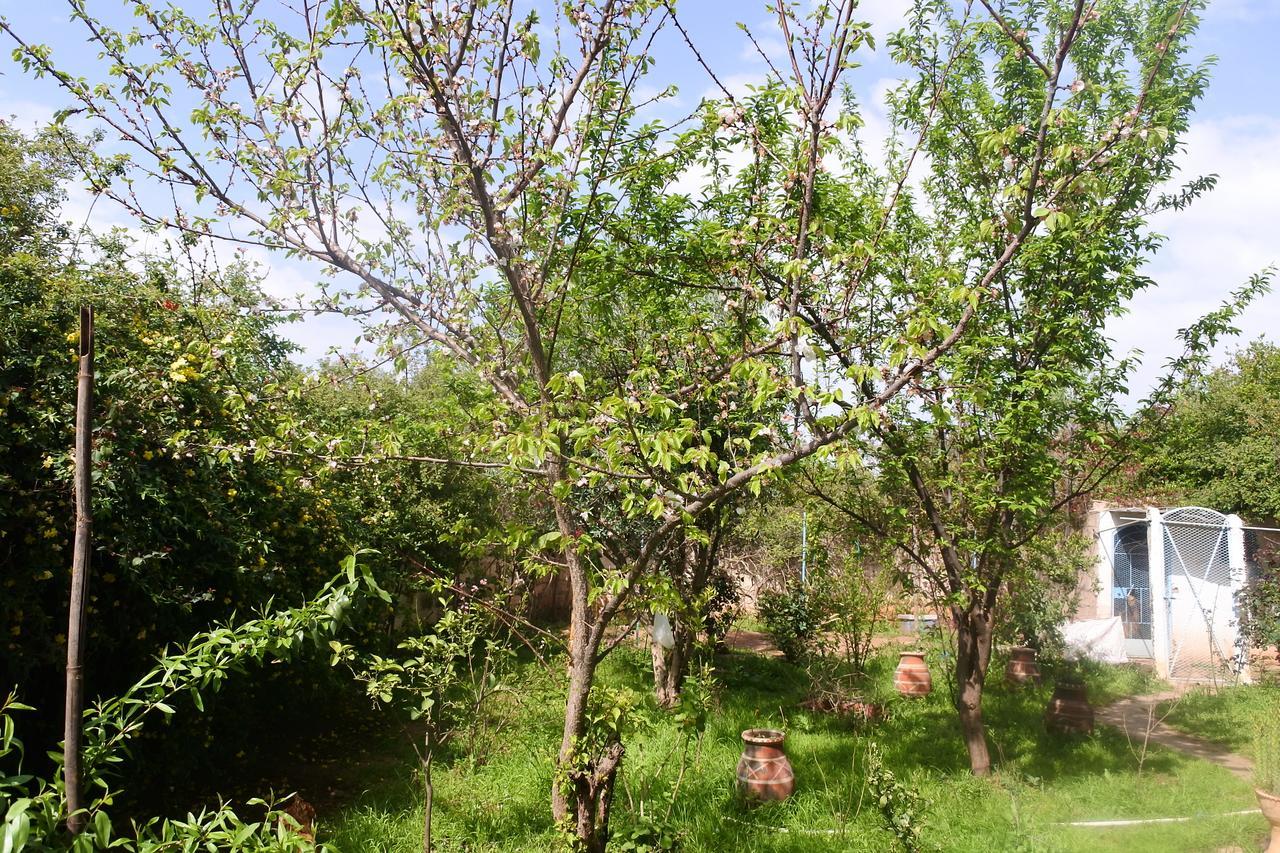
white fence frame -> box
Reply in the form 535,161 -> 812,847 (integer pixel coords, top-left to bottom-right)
1092,506 -> 1256,683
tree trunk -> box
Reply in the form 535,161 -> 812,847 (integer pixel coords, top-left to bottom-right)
953,604 -> 994,776
650,532 -> 718,706
650,616 -> 692,708
552,649 -> 622,851
551,564 -> 619,851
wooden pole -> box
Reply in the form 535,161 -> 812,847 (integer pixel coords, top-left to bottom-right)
63,305 -> 93,835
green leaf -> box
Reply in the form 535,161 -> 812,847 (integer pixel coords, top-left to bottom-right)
94,808 -> 112,846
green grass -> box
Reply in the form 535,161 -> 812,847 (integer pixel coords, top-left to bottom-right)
1159,682 -> 1280,755
320,643 -> 1268,852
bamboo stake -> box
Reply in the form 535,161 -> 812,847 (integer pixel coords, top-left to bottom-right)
63,305 -> 93,835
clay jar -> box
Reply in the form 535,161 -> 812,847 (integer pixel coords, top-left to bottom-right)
1256,788 -> 1280,853
1044,681 -> 1095,735
1004,646 -> 1042,687
894,650 -> 932,697
736,729 -> 795,802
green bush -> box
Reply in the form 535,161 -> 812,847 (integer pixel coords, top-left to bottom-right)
757,584 -> 816,663
0,120 -> 498,817
1238,545 -> 1280,657
865,741 -> 927,852
996,530 -> 1091,656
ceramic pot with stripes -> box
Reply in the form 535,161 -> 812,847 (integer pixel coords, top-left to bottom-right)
736,728 -> 794,801
894,650 -> 932,697
1044,681 -> 1094,735
1005,646 -> 1042,687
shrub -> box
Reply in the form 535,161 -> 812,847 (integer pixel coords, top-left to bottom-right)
997,530 -> 1092,656
757,584 -> 816,663
813,556 -> 893,674
1238,553 -> 1280,658
865,741 -> 927,852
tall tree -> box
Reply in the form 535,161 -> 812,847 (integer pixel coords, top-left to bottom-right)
6,0 -> 1211,841
751,0 -> 1262,775
1134,340 -> 1280,522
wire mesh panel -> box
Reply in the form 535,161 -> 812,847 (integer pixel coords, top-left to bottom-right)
1111,522 -> 1154,658
1162,507 -> 1237,683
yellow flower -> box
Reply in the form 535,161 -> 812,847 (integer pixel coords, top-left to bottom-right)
142,450 -> 154,460
226,488 -> 238,498
54,633 -> 66,645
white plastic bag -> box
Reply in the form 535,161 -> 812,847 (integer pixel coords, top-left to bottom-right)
651,613 -> 675,650
1062,616 -> 1128,664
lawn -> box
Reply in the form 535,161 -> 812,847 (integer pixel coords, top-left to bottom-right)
1159,681 -> 1280,756
320,640 -> 1269,852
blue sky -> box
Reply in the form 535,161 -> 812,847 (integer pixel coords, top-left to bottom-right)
1,0 -> 1277,397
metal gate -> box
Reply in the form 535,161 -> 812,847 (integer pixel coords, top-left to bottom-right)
1111,522 -> 1154,659
1161,507 -> 1237,683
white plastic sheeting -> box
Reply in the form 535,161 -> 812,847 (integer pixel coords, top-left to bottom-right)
651,613 -> 675,650
1062,616 -> 1128,664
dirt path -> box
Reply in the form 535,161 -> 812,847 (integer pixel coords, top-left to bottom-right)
723,629 -> 782,656
1096,691 -> 1255,781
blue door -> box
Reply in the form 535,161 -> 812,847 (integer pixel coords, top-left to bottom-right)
1112,523 -> 1154,659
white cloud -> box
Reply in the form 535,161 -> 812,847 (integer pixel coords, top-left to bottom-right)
856,0 -> 914,41
1109,115 -> 1280,397
0,94 -> 54,129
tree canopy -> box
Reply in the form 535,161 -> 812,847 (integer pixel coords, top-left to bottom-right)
1134,341 -> 1280,523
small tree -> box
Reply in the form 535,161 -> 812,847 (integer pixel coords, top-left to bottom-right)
816,277 -> 1267,775
334,601 -> 512,853
1,557 -> 386,848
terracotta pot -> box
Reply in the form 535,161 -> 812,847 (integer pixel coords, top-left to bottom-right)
1257,788 -> 1280,853
848,700 -> 883,724
1005,646 -> 1042,687
1044,681 -> 1094,735
894,650 -> 932,697
736,728 -> 795,801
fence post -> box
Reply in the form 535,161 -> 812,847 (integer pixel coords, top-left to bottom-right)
64,306 -> 93,834
1147,507 -> 1170,680
1226,514 -> 1250,683
1094,509 -> 1116,619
